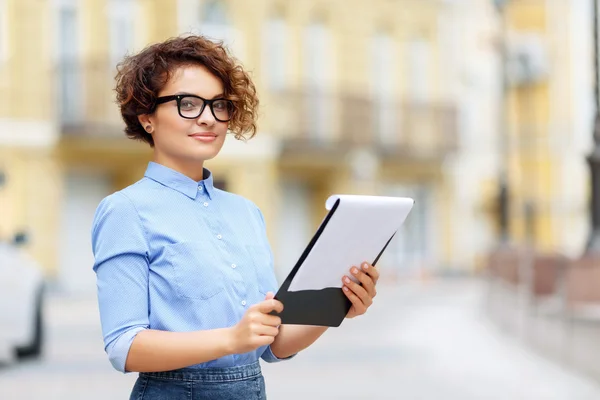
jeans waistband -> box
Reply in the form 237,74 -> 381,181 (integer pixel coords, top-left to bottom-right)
140,361 -> 262,383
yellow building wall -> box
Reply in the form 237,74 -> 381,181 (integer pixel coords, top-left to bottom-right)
505,0 -> 557,251
0,0 -> 59,273
4,0 -> 54,120
0,0 -> 458,276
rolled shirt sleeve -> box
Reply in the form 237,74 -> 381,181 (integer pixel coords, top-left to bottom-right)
261,344 -> 296,363
91,192 -> 151,373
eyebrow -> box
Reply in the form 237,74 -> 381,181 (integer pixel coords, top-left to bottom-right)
174,92 -> 225,99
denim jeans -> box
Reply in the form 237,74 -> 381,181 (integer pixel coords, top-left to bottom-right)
129,361 -> 266,400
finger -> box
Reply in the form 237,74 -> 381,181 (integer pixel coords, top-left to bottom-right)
256,313 -> 282,327
254,335 -> 276,348
264,291 -> 275,301
253,324 -> 279,337
257,298 -> 284,314
342,285 -> 367,315
342,275 -> 372,307
351,265 -> 377,298
248,310 -> 281,326
361,262 -> 380,284
252,298 -> 283,314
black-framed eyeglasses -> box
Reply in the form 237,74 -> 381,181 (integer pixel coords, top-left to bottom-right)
155,94 -> 235,122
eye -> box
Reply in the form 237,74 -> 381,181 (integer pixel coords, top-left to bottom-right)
213,100 -> 228,111
181,100 -> 197,109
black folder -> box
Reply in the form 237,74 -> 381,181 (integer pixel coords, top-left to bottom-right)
272,195 -> 414,327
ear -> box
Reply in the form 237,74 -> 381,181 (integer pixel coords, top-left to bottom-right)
138,114 -> 154,133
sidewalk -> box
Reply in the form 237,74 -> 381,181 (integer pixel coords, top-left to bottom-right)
1,278 -> 600,399
487,279 -> 600,386
263,278 -> 600,399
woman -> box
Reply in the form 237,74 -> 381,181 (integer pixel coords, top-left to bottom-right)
91,35 -> 379,400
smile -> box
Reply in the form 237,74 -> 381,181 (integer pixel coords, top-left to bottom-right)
189,133 -> 217,143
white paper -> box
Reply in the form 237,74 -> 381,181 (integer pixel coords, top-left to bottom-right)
287,194 -> 414,292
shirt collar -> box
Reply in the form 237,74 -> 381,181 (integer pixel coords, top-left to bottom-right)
144,161 -> 214,200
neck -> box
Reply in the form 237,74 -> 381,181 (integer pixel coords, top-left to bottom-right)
153,152 -> 205,181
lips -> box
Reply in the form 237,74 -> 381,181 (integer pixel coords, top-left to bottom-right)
189,132 -> 217,138
189,132 -> 218,143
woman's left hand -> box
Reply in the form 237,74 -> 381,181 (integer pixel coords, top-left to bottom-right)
342,262 -> 379,319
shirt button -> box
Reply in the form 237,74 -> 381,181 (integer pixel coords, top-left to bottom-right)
217,234 -> 222,240
231,264 -> 237,269
241,300 -> 247,306
203,202 -> 209,207
198,185 -> 203,191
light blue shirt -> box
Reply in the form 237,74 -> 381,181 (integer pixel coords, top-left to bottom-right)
91,162 -> 290,373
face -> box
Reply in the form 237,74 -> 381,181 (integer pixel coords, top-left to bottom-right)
139,64 -> 229,175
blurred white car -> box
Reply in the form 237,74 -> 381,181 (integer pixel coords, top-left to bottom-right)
0,233 -> 45,364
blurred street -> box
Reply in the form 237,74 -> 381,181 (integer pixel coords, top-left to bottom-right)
3,0 -> 600,398
2,278 -> 600,400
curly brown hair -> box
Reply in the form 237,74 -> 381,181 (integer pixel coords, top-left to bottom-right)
115,35 -> 259,147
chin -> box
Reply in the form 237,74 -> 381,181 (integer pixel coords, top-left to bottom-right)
185,148 -> 221,162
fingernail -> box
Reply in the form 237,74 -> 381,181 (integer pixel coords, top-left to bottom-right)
352,268 -> 359,274
363,263 -> 369,270
344,276 -> 350,283
343,286 -> 349,292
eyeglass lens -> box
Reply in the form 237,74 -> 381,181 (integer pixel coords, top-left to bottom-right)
179,96 -> 232,121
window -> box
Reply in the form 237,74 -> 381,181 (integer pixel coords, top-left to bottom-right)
203,0 -> 228,24
200,0 -> 230,41
379,184 -> 434,276
263,17 -> 287,91
304,21 -> 331,141
406,37 -> 431,103
177,0 -> 202,33
177,0 -> 245,61
372,32 -> 397,144
0,0 -> 7,64
178,0 -> 228,38
108,0 -> 135,68
57,1 -> 81,123
304,22 -> 330,90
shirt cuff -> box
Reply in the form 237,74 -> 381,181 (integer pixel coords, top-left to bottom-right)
260,344 -> 296,363
106,326 -> 147,373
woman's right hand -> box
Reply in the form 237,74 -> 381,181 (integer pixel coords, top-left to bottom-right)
227,292 -> 284,354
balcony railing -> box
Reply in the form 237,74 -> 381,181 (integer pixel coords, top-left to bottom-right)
55,66 -> 459,159
56,59 -> 124,137
270,90 -> 458,161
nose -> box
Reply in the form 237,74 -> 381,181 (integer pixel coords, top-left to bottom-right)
196,104 -> 216,126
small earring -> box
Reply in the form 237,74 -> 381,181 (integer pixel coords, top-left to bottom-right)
146,125 -> 153,133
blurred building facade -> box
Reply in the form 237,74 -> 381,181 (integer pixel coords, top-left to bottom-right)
3,0 -> 592,293
498,0 -> 592,257
0,0 -> 61,282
